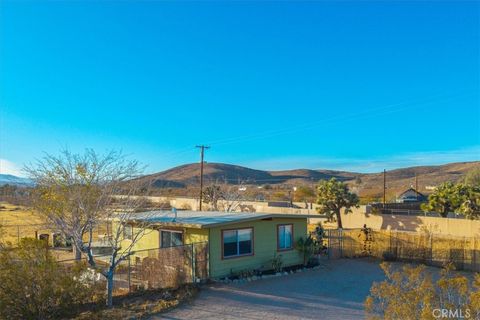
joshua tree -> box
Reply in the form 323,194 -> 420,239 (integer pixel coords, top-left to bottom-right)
202,185 -> 223,211
316,178 -> 359,229
421,182 -> 464,217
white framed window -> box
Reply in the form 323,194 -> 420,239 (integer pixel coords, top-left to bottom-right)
160,230 -> 183,248
277,224 -> 293,250
222,228 -> 253,258
123,224 -> 133,240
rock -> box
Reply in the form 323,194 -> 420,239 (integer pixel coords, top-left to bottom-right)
283,272 -> 288,276
252,276 -> 258,281
275,272 -> 281,276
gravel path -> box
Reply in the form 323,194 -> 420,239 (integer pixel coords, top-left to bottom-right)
152,258 -> 386,320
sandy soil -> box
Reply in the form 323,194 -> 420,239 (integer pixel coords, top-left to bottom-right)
153,258 -> 386,320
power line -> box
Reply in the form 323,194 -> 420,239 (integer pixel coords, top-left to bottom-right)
195,145 -> 210,211
383,169 -> 387,208
204,91 -> 473,148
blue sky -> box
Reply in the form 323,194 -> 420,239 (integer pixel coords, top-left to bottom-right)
0,1 -> 479,176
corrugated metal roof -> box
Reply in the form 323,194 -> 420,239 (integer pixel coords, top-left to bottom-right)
129,210 -> 315,228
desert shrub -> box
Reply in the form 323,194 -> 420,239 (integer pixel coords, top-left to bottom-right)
0,239 -> 102,319
295,236 -> 319,266
365,262 -> 480,320
271,253 -> 283,273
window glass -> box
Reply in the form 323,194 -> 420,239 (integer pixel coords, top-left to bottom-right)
161,230 -> 183,248
161,231 -> 171,248
278,225 -> 293,249
172,232 -> 183,246
238,229 -> 253,255
223,229 -> 252,258
223,230 -> 237,257
123,225 -> 133,240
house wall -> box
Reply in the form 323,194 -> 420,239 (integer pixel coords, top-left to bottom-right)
208,217 -> 308,278
120,225 -> 208,260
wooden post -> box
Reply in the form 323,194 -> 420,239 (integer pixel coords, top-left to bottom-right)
128,257 -> 131,293
191,243 -> 195,283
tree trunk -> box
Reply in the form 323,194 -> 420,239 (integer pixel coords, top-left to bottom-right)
336,209 -> 343,229
73,244 -> 82,260
106,272 -> 114,307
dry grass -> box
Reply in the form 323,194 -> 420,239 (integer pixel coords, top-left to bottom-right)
0,202 -> 109,249
0,202 -> 48,245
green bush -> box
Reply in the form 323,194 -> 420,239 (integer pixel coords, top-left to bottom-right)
0,239 -> 103,319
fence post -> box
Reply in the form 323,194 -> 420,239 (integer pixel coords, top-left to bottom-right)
340,229 -> 343,258
327,230 -> 331,259
128,256 -> 131,293
430,232 -> 433,266
191,243 -> 195,283
474,237 -> 477,272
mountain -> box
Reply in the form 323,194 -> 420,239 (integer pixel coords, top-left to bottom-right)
140,161 -> 480,198
141,162 -> 359,188
0,174 -> 33,187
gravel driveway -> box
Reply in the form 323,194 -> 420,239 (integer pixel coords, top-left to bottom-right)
153,258 -> 386,320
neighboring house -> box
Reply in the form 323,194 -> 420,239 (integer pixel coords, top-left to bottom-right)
396,187 -> 427,203
121,211 -> 310,278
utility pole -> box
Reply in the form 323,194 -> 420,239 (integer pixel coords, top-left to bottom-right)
196,145 -> 210,211
415,173 -> 418,201
383,169 -> 387,209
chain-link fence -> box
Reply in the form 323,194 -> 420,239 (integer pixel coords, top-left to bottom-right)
1,222 -> 111,248
58,242 -> 209,296
327,229 -> 480,271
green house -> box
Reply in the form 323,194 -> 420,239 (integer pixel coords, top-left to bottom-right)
122,211 -> 311,278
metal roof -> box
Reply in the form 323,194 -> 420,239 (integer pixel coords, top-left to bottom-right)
129,210 -> 317,229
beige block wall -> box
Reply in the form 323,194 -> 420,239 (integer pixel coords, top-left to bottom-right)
321,206 -> 480,238
144,196 -> 318,214
132,196 -> 480,238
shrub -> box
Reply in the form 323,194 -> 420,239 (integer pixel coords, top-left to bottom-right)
295,236 -> 319,266
0,239 -> 102,319
365,262 -> 480,320
271,253 -> 283,273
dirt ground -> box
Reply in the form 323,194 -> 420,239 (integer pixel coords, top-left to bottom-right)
153,258 -> 387,320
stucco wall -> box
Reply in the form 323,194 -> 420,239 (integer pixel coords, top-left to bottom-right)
208,217 -> 307,278
308,206 -> 480,238
142,195 -> 319,214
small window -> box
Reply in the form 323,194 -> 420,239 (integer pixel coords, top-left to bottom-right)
277,224 -> 293,250
123,224 -> 133,240
222,228 -> 253,258
161,230 -> 183,248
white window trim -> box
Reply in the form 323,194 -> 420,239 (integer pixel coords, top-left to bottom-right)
160,229 -> 184,248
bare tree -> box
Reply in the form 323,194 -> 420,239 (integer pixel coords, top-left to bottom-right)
25,149 -> 157,307
219,183 -> 245,212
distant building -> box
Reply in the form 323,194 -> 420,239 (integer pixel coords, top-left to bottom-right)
396,187 -> 427,203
